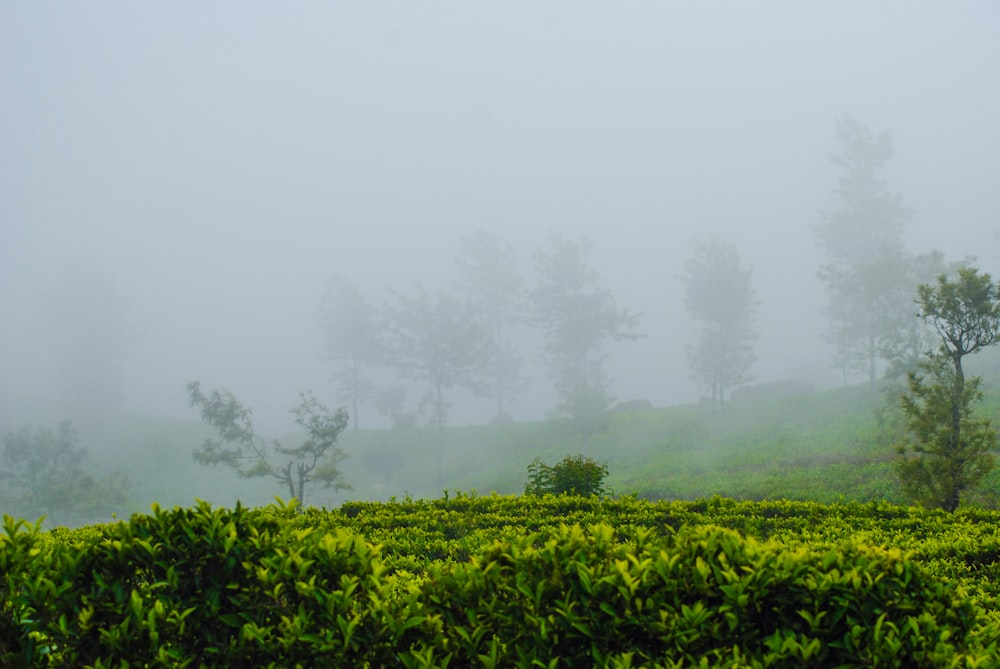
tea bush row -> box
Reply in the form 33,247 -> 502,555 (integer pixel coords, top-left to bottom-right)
3,496 -> 1000,667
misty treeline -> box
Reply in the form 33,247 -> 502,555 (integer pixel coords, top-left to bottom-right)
8,115 -> 1000,521
317,115 -> 977,431
22,114 -> 984,435
319,231 -> 641,442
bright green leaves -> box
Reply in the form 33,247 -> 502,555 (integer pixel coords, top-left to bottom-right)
525,454 -> 610,496
4,497 -> 1000,667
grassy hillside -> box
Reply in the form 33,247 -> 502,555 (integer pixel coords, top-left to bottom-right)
5,359 -> 1000,524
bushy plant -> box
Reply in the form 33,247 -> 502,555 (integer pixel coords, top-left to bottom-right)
525,454 -> 609,496
4,498 -> 1000,666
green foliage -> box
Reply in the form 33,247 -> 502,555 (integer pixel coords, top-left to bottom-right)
896,354 -> 996,512
525,454 -> 610,497
413,524 -> 975,667
187,382 -> 350,504
0,422 -> 130,527
6,497 -> 1000,667
917,267 -> 1000,361
897,267 -> 1000,512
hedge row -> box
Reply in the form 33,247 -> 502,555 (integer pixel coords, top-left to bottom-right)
2,498 -> 997,667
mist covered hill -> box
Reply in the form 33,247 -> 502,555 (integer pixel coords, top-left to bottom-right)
5,368 -> 1000,529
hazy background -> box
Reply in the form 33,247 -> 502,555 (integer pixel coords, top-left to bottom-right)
3,2 -> 999,433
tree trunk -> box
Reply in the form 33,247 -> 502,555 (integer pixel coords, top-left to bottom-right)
283,462 -> 296,500
868,332 -> 877,386
297,463 -> 308,504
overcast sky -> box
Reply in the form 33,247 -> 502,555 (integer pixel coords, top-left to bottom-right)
3,2 -> 999,430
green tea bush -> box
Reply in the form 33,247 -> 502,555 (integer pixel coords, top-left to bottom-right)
2,501 -> 397,667
3,497 -> 999,667
406,523 -> 980,667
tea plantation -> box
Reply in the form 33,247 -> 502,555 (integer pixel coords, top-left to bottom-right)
4,494 -> 1000,667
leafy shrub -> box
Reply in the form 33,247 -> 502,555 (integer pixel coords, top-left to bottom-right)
525,454 -> 609,496
408,523 -> 980,667
3,497 -> 1000,667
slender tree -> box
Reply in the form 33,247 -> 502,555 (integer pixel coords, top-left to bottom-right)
381,288 -> 489,433
529,234 -> 641,441
895,267 -> 1000,511
681,236 -> 757,414
381,288 -> 488,488
454,229 -> 529,421
816,115 -> 914,385
187,382 -> 350,504
318,275 -> 382,431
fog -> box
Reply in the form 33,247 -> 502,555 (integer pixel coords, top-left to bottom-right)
3,2 -> 1000,434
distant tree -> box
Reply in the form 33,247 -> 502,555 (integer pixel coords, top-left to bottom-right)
524,454 -> 610,497
454,229 -> 530,421
0,421 -> 130,526
681,236 -> 758,414
381,288 -> 488,432
318,275 -> 382,431
895,267 -> 1000,511
815,115 -> 914,386
187,381 -> 350,504
529,234 -> 641,442
878,251 -> 952,380
381,288 -> 488,487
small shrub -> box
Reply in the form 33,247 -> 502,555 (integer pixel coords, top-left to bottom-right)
525,454 -> 609,496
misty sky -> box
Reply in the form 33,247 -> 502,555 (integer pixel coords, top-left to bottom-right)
3,2 -> 999,431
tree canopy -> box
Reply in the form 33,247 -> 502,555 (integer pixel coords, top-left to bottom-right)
681,236 -> 757,414
187,382 -> 350,504
895,267 -> 1000,511
529,234 -> 641,442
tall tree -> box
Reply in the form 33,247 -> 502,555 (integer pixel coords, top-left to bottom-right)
187,382 -> 350,504
895,267 -> 1000,511
681,236 -> 758,414
529,234 -> 641,442
318,275 -> 382,431
454,229 -> 529,421
816,115 -> 914,385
